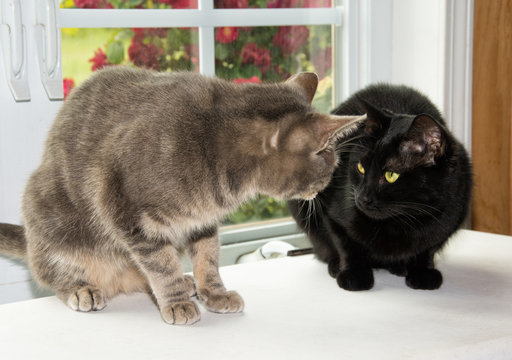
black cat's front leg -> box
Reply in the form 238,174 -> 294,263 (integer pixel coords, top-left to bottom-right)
327,220 -> 374,291
405,251 -> 443,290
336,260 -> 374,291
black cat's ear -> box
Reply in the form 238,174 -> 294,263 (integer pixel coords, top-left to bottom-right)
357,97 -> 392,137
400,114 -> 446,166
286,72 -> 319,103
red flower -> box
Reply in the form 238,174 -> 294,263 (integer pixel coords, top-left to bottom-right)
215,0 -> 248,8
128,42 -> 161,70
132,28 -> 167,44
148,28 -> 168,38
154,0 -> 197,8
273,26 -> 309,56
241,43 -> 272,74
73,0 -> 112,8
312,46 -> 332,78
63,78 -> 75,99
215,27 -> 238,44
233,76 -> 261,84
185,44 -> 199,64
89,48 -> 112,71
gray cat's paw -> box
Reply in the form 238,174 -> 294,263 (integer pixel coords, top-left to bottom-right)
183,274 -> 197,297
198,289 -> 244,314
161,301 -> 200,325
63,286 -> 107,312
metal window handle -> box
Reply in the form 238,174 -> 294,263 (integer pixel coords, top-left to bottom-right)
35,0 -> 63,100
0,0 -> 30,101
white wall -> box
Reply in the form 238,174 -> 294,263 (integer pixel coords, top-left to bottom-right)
390,0 -> 446,110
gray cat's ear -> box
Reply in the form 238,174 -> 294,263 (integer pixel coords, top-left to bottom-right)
400,114 -> 446,166
313,114 -> 366,148
287,72 -> 319,103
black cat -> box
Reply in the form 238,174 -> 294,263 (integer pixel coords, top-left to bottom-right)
288,84 -> 472,291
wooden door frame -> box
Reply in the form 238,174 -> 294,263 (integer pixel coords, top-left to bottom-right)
471,0 -> 512,235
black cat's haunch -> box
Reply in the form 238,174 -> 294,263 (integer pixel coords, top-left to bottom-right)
288,84 -> 472,291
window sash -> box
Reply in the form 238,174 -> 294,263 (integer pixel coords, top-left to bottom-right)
58,1 -> 345,244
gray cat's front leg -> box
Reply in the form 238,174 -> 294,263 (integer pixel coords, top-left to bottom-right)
188,228 -> 244,314
127,234 -> 200,325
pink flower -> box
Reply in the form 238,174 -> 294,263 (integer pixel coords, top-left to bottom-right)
215,0 -> 248,8
241,43 -> 272,74
273,26 -> 309,56
89,48 -> 112,71
215,27 -> 239,44
63,78 -> 75,99
312,46 -> 332,78
128,42 -> 161,70
233,76 -> 261,84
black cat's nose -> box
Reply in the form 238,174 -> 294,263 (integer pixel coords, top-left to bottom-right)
356,195 -> 373,208
358,194 -> 373,207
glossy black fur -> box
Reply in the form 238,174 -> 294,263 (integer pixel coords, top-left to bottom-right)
288,84 -> 472,291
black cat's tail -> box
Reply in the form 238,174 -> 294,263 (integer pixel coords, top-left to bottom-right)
0,223 -> 27,260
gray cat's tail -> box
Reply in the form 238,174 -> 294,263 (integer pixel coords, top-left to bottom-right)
0,223 -> 27,260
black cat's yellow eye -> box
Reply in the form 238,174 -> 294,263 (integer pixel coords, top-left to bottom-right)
385,171 -> 400,183
357,162 -> 365,175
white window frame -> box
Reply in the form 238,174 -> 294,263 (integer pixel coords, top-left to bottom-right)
57,0 -> 349,249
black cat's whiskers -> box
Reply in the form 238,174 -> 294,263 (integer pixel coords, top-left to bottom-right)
390,201 -> 448,232
385,207 -> 421,231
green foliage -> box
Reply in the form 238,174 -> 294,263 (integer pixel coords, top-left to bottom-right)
225,195 -> 291,225
106,41 -> 124,64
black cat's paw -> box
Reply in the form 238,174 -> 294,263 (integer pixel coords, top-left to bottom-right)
406,268 -> 443,290
336,268 -> 374,291
327,257 -> 341,278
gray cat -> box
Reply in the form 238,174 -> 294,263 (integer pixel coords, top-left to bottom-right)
0,67 -> 363,325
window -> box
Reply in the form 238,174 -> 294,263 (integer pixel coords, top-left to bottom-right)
58,0 -> 344,253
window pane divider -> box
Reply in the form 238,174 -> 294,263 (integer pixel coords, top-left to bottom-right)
58,8 -> 342,28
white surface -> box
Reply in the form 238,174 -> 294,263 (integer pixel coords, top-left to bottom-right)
0,230 -> 511,359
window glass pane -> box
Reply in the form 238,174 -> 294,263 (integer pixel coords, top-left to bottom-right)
215,25 -> 333,111
214,0 -> 332,9
215,24 -> 333,225
61,27 -> 199,96
60,0 -> 197,9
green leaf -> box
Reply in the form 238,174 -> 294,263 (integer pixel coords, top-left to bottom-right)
215,44 -> 230,61
115,29 -> 134,42
239,64 -> 261,79
106,41 -> 124,64
107,0 -> 122,8
127,0 -> 144,6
